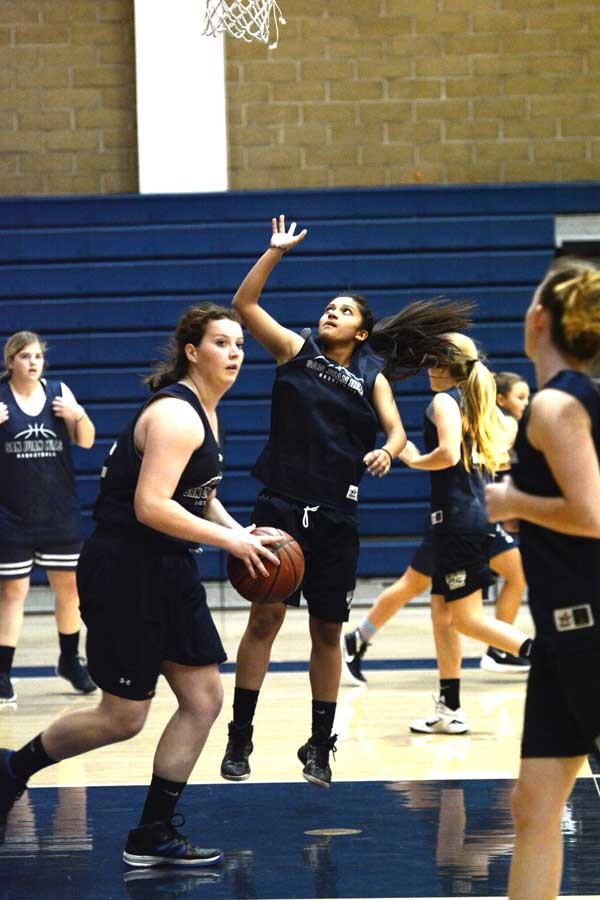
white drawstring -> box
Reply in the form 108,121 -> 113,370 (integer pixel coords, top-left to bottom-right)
302,505 -> 320,528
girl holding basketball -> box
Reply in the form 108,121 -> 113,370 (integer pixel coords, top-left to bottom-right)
485,260 -> 600,900
221,215 -> 472,788
0,304 -> 280,864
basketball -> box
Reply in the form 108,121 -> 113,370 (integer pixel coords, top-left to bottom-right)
227,526 -> 304,604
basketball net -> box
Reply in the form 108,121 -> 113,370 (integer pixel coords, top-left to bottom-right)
202,0 -> 286,49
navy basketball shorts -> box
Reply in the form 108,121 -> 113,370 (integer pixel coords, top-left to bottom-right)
409,533 -> 434,578
488,522 -> 519,559
0,540 -> 82,580
252,490 -> 359,623
431,530 -> 496,602
522,632 -> 600,759
77,527 -> 226,701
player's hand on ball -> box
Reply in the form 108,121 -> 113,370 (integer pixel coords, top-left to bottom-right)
269,214 -> 307,254
227,525 -> 280,579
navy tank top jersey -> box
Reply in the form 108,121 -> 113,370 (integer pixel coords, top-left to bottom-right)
424,387 -> 491,534
0,379 -> 80,544
252,331 -> 383,512
94,383 -> 223,546
513,370 -> 600,639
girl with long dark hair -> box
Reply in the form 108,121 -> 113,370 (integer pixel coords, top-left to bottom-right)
220,216 -> 473,788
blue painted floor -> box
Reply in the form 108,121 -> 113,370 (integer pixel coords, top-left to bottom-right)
1,778 -> 599,899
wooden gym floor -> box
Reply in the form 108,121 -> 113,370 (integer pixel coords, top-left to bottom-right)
1,601 -> 599,900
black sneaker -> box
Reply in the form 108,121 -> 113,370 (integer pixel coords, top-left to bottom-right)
122,867 -> 222,898
481,646 -> 531,674
56,655 -> 97,694
297,734 -> 337,789
0,673 -> 16,704
122,814 -> 223,868
341,629 -> 369,686
220,722 -> 253,782
0,748 -> 27,844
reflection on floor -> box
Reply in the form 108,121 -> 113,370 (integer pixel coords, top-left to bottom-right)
1,779 -> 599,900
1,609 -> 599,899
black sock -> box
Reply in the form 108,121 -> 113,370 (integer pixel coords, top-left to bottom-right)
139,774 -> 187,827
439,678 -> 460,711
232,687 -> 259,728
10,734 -> 56,782
519,638 -> 533,659
311,700 -> 336,743
0,645 -> 15,675
58,632 -> 79,657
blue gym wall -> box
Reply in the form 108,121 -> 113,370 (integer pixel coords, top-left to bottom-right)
2,183 -> 598,581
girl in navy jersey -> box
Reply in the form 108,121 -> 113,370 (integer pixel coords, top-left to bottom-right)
341,372 -> 531,693
479,371 -> 531,673
220,216 -> 472,788
0,305 -> 280,866
0,331 -> 96,703
395,334 -> 533,733
486,261 -> 600,900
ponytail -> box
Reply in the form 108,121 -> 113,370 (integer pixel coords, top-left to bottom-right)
445,333 -> 511,476
368,298 -> 474,381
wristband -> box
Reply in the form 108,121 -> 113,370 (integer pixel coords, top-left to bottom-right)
269,245 -> 286,254
381,447 -> 393,465
74,408 -> 86,424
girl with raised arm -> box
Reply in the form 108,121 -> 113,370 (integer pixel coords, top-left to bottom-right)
221,215 -> 472,787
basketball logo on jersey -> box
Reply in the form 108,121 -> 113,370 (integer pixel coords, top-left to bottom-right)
306,356 -> 365,396
4,422 -> 63,459
182,473 -> 222,506
445,570 -> 467,591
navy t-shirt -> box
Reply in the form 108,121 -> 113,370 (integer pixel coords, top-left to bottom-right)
424,387 -> 491,534
94,383 -> 223,548
0,378 -> 80,544
513,369 -> 600,640
252,332 -> 383,513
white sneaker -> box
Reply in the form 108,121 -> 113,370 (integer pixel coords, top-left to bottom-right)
409,697 -> 469,735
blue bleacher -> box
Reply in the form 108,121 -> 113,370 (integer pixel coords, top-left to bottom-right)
2,182 -> 598,582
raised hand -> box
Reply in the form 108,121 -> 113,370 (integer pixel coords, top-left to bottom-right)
270,214 -> 308,253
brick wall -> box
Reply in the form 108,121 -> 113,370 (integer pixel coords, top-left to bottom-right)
0,0 -> 599,195
0,0 -> 137,195
226,0 -> 600,189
